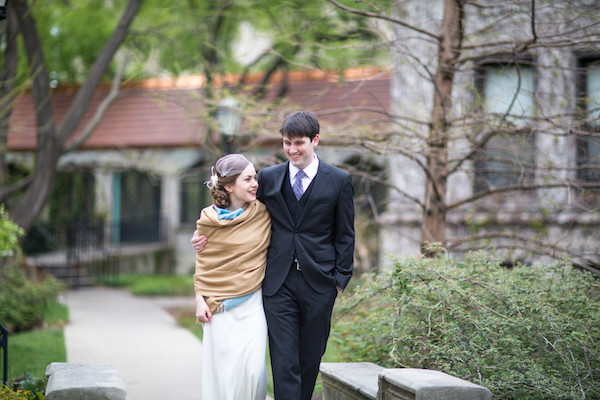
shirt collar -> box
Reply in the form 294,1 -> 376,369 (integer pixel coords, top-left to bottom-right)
289,154 -> 319,181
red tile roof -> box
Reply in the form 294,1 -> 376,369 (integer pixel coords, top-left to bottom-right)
7,67 -> 391,151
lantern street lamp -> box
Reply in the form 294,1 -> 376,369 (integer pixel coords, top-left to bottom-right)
216,97 -> 242,154
0,0 -> 8,20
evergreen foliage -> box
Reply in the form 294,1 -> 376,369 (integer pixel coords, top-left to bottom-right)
0,205 -> 65,333
0,386 -> 38,400
0,267 -> 64,334
0,206 -> 22,257
331,252 -> 600,399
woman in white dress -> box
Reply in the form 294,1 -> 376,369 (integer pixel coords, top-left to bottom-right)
193,154 -> 271,400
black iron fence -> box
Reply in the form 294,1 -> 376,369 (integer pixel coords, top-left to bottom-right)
113,216 -> 167,244
24,222 -> 117,287
1,321 -> 7,385
23,217 -> 168,287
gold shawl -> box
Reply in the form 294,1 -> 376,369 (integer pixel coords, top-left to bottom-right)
193,200 -> 271,313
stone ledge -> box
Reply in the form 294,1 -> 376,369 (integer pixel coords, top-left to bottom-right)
320,363 -> 492,400
45,362 -> 127,400
379,368 -> 492,400
320,362 -> 384,400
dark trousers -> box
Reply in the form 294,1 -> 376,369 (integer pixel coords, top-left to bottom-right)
263,266 -> 337,400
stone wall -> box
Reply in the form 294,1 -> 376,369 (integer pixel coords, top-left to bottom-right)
320,362 -> 491,400
380,1 -> 600,268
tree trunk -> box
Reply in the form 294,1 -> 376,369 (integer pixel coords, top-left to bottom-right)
421,0 -> 463,253
7,0 -> 141,234
0,4 -> 19,186
8,0 -> 57,232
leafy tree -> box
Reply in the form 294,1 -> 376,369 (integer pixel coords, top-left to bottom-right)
0,0 -> 141,239
0,204 -> 22,257
0,0 -> 385,245
0,204 -> 64,335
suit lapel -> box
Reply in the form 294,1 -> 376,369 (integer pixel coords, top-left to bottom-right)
272,162 -> 294,226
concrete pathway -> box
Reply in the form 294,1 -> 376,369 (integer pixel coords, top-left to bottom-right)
63,287 -> 202,400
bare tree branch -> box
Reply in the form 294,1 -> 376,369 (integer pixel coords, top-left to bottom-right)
0,174 -> 34,199
56,0 -> 141,144
325,0 -> 441,41
447,181 -> 600,211
446,231 -> 600,274
65,55 -> 129,152
343,163 -> 425,209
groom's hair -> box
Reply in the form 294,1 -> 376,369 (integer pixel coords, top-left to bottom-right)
280,111 -> 319,140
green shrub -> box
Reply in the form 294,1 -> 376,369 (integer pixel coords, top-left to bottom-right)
9,326 -> 66,381
0,205 -> 23,257
1,207 -> 64,333
331,252 -> 600,400
0,386 -> 38,400
0,267 -> 65,333
2,372 -> 45,400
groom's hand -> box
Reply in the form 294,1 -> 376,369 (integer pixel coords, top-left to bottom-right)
191,230 -> 208,253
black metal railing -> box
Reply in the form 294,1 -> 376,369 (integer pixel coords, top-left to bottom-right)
1,321 -> 7,385
23,217 -> 169,287
113,217 -> 167,244
24,221 -> 118,287
66,222 -> 120,287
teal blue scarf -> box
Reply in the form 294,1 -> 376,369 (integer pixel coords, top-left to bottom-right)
214,205 -> 245,220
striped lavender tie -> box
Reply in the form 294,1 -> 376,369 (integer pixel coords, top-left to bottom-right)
292,170 -> 306,200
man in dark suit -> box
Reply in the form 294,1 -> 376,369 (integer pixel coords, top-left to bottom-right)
193,111 -> 354,400
258,111 -> 355,400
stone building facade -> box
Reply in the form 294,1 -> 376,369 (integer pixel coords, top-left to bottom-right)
379,1 -> 600,270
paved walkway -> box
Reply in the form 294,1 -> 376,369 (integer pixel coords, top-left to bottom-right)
63,287 -> 203,400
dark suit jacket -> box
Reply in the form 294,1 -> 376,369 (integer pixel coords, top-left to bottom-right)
257,160 -> 355,297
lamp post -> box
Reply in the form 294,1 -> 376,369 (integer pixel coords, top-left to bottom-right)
0,0 -> 8,20
216,97 -> 242,154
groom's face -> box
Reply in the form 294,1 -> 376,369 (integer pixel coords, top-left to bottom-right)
283,134 -> 319,170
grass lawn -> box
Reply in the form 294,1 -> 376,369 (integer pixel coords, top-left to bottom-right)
7,300 -> 68,382
8,329 -> 65,381
116,273 -> 194,297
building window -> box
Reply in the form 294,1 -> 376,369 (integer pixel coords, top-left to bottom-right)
113,170 -> 162,243
577,58 -> 600,183
343,155 -> 386,273
49,170 -> 96,225
180,167 -> 211,225
474,63 -> 536,191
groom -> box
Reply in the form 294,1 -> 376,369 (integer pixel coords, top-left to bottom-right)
194,111 -> 355,400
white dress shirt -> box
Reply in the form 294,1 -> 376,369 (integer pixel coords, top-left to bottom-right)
289,154 -> 319,193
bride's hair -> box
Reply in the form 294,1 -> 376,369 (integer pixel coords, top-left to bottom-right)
205,154 -> 251,208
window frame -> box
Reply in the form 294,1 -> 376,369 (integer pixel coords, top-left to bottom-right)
472,58 -> 537,192
576,56 -> 600,184
179,165 -> 211,225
